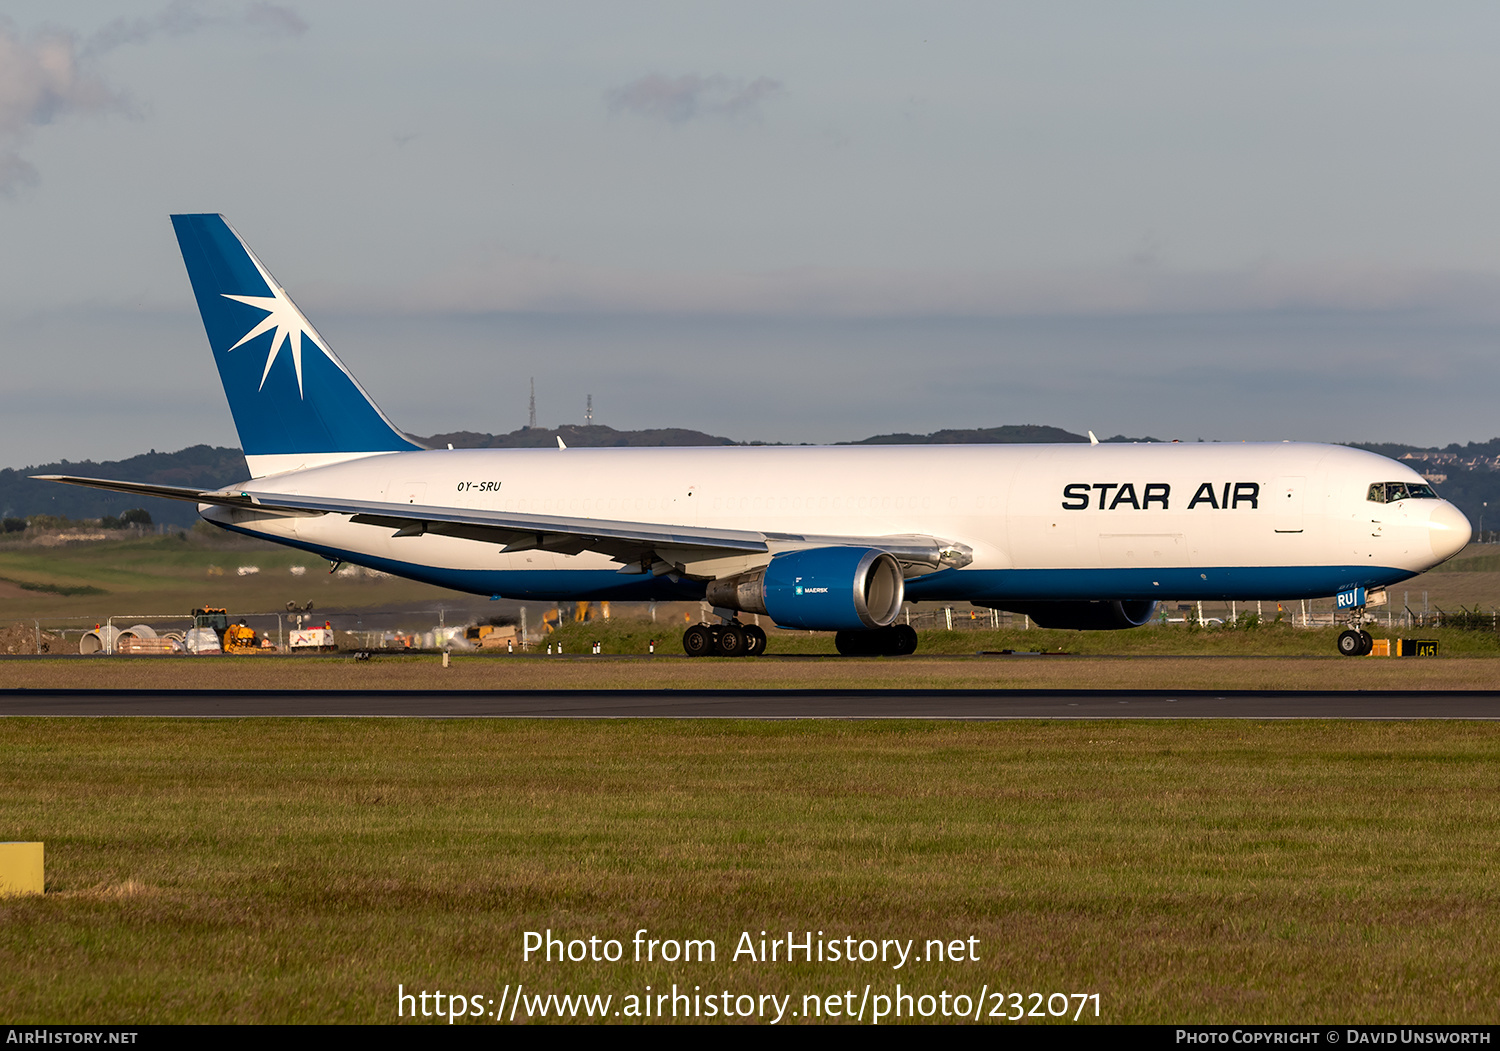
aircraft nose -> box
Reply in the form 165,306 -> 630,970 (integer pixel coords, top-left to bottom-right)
1428,501 -> 1472,564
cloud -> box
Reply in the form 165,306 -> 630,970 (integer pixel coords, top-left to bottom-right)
244,2 -> 308,38
606,73 -> 784,124
85,1 -> 307,57
0,20 -> 123,192
0,4 -> 306,193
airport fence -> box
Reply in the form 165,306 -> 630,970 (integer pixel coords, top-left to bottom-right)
901,597 -> 1497,634
18,595 -> 1500,656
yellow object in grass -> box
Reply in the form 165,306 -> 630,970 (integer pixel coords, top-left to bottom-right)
0,841 -> 42,896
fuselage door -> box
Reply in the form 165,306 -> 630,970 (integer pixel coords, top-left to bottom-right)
1272,476 -> 1304,534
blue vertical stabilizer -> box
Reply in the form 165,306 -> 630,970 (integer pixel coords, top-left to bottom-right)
171,214 -> 422,467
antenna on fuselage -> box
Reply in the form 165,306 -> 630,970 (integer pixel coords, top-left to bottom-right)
1088,430 -> 1099,445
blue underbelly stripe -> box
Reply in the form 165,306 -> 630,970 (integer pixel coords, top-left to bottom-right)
903,564 -> 1418,602
216,522 -> 1416,603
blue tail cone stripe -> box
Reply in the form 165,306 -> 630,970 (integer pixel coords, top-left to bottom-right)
171,214 -> 421,458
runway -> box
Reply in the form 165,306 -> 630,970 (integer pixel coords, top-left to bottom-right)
2,688 -> 1499,718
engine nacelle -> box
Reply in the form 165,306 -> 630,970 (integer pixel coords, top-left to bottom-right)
988,599 -> 1159,630
705,547 -> 905,631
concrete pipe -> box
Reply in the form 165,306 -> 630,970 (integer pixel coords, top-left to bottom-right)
79,625 -> 122,655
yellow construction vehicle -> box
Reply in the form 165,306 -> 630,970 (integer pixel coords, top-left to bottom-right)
463,622 -> 520,649
192,608 -> 272,653
222,622 -> 261,653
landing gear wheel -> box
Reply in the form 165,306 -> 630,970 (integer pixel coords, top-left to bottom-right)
682,624 -> 713,658
716,625 -> 746,657
743,624 -> 767,656
888,624 -> 919,656
835,626 -> 918,656
1337,630 -> 1365,657
834,630 -> 865,656
1359,631 -> 1374,656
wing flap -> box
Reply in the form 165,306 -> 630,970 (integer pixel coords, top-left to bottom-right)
287,492 -> 769,553
35,475 -> 973,572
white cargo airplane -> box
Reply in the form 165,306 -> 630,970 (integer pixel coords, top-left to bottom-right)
41,215 -> 1471,657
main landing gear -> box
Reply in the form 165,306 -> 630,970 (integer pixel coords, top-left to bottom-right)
680,622 -> 921,657
682,621 -> 768,658
834,624 -> 919,656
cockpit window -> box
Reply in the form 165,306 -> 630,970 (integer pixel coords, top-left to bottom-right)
1367,481 -> 1438,503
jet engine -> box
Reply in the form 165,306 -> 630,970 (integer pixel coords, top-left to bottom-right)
705,547 -> 905,631
985,599 -> 1159,630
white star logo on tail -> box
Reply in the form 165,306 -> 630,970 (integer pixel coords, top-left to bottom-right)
220,247 -> 347,398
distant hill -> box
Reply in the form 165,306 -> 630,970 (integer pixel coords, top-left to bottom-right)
433,423 -> 1168,450
843,426 -> 1162,445
419,425 -> 737,449
843,425 -> 1088,445
1348,439 -> 1500,462
0,446 -> 249,529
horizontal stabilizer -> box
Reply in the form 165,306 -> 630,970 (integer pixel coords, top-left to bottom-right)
35,475 -> 254,506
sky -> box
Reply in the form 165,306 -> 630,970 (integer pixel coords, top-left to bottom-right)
4,1 -> 1500,467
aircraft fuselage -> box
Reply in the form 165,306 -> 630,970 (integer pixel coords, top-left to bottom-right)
203,440 -> 1468,604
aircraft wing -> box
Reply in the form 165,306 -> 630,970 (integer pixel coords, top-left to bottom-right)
33,475 -> 271,508
35,475 -> 970,575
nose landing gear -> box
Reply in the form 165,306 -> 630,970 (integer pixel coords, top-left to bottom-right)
1336,593 -> 1375,656
1337,629 -> 1374,656
1333,586 -> 1388,656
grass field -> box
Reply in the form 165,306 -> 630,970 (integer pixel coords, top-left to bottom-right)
0,719 -> 1496,1024
3,650 -> 1500,691
543,618 -> 1500,658
0,531 -> 465,623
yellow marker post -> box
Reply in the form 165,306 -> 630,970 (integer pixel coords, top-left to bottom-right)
0,842 -> 43,896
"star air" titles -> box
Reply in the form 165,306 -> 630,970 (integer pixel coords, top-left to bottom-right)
1060,482 -> 1261,511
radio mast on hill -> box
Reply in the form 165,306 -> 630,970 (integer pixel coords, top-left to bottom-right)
585,394 -> 593,426
528,378 -> 536,430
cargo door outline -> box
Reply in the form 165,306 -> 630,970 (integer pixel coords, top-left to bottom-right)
1098,533 -> 1188,568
